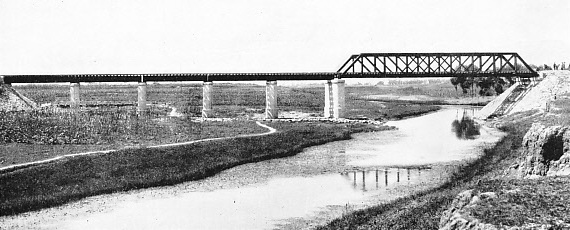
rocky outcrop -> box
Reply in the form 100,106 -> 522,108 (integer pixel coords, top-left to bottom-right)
439,190 -> 499,230
519,123 -> 570,177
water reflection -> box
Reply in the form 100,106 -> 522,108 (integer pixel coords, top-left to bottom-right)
451,108 -> 481,140
341,167 -> 428,192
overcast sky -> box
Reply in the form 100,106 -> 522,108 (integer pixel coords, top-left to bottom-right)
0,0 -> 568,74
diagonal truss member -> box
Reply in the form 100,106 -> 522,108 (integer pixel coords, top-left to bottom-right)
336,52 -> 538,79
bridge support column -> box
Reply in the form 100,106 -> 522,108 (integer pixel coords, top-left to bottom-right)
0,76 -> 5,85
137,82 -> 147,114
265,81 -> 278,119
331,79 -> 345,118
202,81 -> 213,118
69,82 -> 81,108
324,80 -> 333,118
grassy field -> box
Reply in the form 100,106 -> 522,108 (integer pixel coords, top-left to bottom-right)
317,93 -> 570,229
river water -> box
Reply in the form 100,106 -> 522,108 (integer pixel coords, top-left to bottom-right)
0,107 -> 504,230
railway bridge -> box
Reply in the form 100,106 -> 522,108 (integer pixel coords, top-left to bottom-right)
0,52 -> 538,119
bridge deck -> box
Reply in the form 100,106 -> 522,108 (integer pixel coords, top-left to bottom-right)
2,73 -> 337,83
1,52 -> 539,83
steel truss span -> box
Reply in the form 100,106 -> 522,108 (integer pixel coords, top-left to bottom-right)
1,53 -> 538,83
336,53 -> 538,79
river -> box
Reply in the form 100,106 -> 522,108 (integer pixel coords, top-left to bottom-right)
0,106 -> 504,230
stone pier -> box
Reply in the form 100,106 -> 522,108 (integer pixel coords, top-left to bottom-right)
265,81 -> 278,119
332,79 -> 345,118
202,81 -> 213,118
324,79 -> 345,118
324,80 -> 333,118
137,82 -> 147,113
69,82 -> 81,107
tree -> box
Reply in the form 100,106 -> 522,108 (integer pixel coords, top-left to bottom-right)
450,76 -> 474,94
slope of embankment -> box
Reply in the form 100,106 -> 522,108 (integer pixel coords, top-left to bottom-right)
508,71 -> 570,114
0,84 -> 37,111
478,70 -> 570,119
319,71 -> 570,229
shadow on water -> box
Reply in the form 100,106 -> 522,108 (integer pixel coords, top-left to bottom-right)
451,108 -> 480,140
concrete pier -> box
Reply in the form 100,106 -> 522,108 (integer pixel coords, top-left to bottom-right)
202,81 -> 213,118
69,83 -> 81,107
265,81 -> 278,119
137,82 -> 147,113
0,76 -> 4,85
324,80 -> 333,118
331,79 -> 345,118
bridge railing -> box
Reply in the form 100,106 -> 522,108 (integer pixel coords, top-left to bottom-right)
337,53 -> 539,78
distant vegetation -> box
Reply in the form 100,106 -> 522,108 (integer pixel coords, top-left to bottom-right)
450,76 -> 514,96
449,64 -> 522,96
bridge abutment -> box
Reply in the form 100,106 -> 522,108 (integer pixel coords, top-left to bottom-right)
202,81 -> 214,118
265,81 -> 278,119
69,83 -> 81,107
137,82 -> 147,114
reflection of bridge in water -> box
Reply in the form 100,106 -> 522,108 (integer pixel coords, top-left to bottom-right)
341,168 -> 429,192
0,53 -> 538,119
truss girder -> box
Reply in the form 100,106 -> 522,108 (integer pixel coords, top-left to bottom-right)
337,53 -> 538,78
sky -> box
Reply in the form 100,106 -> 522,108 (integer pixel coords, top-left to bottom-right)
0,0 -> 568,74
